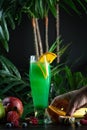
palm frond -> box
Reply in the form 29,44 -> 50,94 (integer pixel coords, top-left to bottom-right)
0,55 -> 21,79
0,55 -> 30,107
60,0 -> 87,15
49,36 -> 62,52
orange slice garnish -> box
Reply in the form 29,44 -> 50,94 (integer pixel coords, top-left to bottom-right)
38,52 -> 57,63
48,105 -> 66,116
37,52 -> 57,78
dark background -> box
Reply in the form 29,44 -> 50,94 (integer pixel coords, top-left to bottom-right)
60,9 -> 87,72
6,9 -> 87,73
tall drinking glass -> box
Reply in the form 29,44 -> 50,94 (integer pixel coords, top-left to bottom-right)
29,55 -> 51,124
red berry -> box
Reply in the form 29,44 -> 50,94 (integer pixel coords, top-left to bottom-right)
80,119 -> 87,125
29,117 -> 38,125
7,111 -> 19,122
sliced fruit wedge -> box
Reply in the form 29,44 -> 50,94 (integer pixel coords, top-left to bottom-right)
48,105 -> 66,116
48,105 -> 87,118
37,61 -> 48,78
37,52 -> 57,78
38,52 -> 57,63
73,108 -> 87,118
48,105 -> 66,117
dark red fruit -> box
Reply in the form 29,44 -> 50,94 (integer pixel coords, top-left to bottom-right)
7,111 -> 19,122
3,97 -> 23,116
29,117 -> 38,125
7,111 -> 19,127
80,119 -> 87,125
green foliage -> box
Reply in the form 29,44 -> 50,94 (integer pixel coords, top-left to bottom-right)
0,38 -> 87,119
0,55 -> 33,118
49,36 -> 70,57
0,0 -> 87,51
0,0 -> 57,51
51,64 -> 87,99
59,0 -> 87,15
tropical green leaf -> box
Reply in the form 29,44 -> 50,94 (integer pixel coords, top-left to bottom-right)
49,36 -> 62,52
6,12 -> 15,30
15,83 -> 29,92
0,26 -> 9,52
0,55 -> 21,79
60,0 -> 87,15
0,81 -> 23,94
62,0 -> 81,15
47,0 -> 57,17
59,4 -> 72,15
64,66 -> 74,89
38,0 -> 44,18
0,70 -> 13,77
56,86 -> 67,95
51,63 -> 64,76
58,43 -> 70,57
77,0 -> 87,13
0,77 -> 19,85
1,15 -> 9,41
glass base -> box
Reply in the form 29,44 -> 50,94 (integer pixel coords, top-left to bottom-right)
34,108 -> 46,124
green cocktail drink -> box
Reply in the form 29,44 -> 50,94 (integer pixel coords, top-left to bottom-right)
30,56 -> 51,108
29,55 -> 51,123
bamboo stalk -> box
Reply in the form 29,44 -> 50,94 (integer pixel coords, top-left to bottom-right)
56,4 -> 60,63
35,18 -> 43,56
45,15 -> 49,52
32,18 -> 39,59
